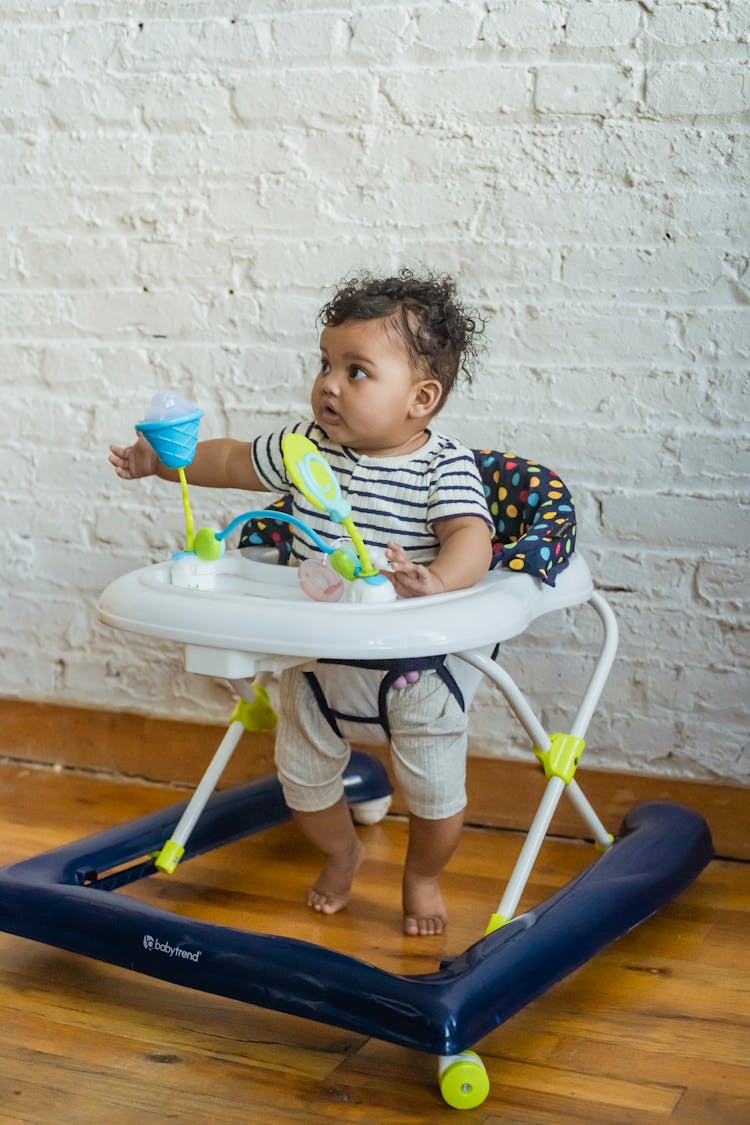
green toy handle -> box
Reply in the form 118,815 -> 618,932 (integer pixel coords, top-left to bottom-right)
281,434 -> 378,577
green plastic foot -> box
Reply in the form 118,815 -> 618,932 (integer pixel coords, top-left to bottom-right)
154,839 -> 185,874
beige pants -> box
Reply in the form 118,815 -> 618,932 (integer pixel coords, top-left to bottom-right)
276,665 -> 468,820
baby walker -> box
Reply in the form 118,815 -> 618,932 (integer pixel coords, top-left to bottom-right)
0,394 -> 712,1111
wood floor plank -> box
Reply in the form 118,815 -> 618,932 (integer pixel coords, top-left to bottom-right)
335,1037 -> 685,1113
0,764 -> 748,1124
4,698 -> 749,859
669,1089 -> 750,1125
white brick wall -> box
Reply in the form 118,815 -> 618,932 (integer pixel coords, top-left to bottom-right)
1,1 -> 747,783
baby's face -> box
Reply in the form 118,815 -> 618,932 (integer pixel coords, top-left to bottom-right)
312,317 -> 435,457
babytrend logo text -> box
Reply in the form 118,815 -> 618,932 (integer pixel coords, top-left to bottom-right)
142,934 -> 202,962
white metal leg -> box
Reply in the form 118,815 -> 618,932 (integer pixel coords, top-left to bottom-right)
495,775 -> 566,921
154,718 -> 246,872
566,779 -> 613,848
154,677 -> 274,873
569,592 -> 619,740
457,590 -> 619,923
457,649 -> 552,753
168,719 -> 246,849
564,592 -> 618,846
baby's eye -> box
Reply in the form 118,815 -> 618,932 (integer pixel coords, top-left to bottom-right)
349,366 -> 367,382
319,358 -> 331,375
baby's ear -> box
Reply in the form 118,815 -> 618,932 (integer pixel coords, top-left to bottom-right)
410,379 -> 443,417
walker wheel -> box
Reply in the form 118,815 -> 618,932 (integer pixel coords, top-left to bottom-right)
438,1050 -> 490,1110
350,794 -> 392,825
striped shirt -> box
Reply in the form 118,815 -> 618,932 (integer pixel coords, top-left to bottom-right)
251,420 -> 493,566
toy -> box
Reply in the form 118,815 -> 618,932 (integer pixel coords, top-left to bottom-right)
135,397 -> 393,604
0,397 -> 713,1110
134,391 -> 203,552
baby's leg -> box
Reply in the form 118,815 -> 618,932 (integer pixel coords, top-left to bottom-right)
402,809 -> 464,936
294,797 -> 364,914
387,671 -> 468,936
276,667 -> 363,914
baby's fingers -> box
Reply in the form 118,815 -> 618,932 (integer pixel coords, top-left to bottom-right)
385,540 -> 409,566
393,565 -> 431,596
108,444 -> 134,478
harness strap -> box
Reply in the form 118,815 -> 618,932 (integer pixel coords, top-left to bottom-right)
302,671 -> 344,739
304,657 -> 466,742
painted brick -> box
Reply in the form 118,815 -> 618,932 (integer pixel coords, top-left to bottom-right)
417,5 -> 482,50
149,131 -> 290,181
383,65 -> 530,123
111,18 -> 268,72
726,1 -> 750,40
16,236 -> 135,289
232,68 -> 377,125
348,7 -> 413,59
680,308 -> 750,362
560,245 -> 731,299
482,188 -> 676,244
41,79 -> 138,130
481,1 -> 566,50
140,75 -> 235,132
0,25 -> 67,74
566,2 -> 642,47
696,560 -> 747,608
646,64 -> 749,116
601,494 -> 749,551
270,11 -> 348,58
0,0 -> 746,787
535,64 -> 641,115
647,4 -> 717,48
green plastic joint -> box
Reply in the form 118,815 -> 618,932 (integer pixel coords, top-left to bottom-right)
154,839 -> 184,874
230,684 -> 277,732
484,912 -> 510,935
534,732 -> 585,785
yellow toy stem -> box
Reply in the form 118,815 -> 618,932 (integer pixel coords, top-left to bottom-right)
178,466 -> 195,552
342,515 -> 378,577
280,434 -> 381,579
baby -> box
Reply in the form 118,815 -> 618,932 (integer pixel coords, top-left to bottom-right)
110,271 -> 493,935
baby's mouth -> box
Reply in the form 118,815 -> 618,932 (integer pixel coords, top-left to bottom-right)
320,403 -> 341,423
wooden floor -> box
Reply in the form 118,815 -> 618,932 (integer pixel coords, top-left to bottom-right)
0,763 -> 748,1125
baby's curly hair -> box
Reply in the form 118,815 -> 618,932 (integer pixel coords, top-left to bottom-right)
318,269 -> 484,409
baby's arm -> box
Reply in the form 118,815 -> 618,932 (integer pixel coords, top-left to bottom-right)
109,435 -> 266,492
384,516 -> 492,599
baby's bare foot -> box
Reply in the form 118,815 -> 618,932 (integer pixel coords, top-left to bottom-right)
402,871 -> 447,936
307,839 -> 365,915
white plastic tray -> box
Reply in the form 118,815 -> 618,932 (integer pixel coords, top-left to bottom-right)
98,551 -> 593,678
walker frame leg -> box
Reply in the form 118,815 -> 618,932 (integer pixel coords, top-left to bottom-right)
154,718 -> 246,872
458,591 -> 619,927
154,677 -> 279,873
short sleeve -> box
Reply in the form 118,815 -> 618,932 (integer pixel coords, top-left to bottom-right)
426,446 -> 494,531
251,420 -> 318,493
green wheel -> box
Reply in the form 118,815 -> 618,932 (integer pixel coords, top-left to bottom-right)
438,1050 -> 490,1110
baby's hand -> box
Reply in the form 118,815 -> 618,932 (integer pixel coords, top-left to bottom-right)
108,433 -> 159,480
383,541 -> 446,599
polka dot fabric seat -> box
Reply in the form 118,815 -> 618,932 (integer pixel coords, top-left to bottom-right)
239,450 -> 576,587
239,494 -> 295,565
475,451 -> 576,586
